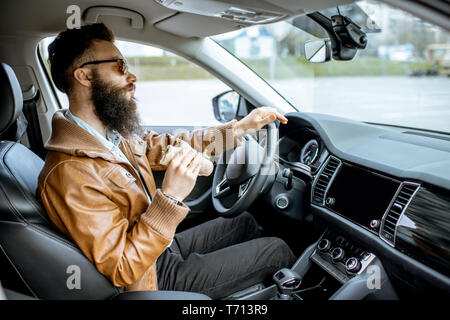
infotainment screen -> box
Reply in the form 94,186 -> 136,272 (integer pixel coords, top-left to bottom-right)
325,163 -> 400,229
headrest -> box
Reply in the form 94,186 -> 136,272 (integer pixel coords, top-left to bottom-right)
0,63 -> 23,135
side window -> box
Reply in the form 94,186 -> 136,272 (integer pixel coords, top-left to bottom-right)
39,37 -> 70,110
117,41 -> 228,126
39,38 -> 230,126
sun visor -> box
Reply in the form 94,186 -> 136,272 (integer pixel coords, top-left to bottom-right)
154,13 -> 244,38
154,0 -> 290,25
152,0 -> 355,38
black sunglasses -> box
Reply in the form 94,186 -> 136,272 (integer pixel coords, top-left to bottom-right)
78,58 -> 128,74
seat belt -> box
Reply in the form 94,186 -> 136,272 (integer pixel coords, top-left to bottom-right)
22,87 -> 46,160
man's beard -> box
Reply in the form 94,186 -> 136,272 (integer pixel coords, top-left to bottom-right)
91,75 -> 142,138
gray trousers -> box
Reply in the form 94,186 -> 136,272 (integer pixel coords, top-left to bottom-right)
156,212 -> 296,299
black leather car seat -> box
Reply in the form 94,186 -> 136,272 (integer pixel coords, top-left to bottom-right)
0,62 -> 209,300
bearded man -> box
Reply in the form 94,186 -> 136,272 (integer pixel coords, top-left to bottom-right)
37,23 -> 295,299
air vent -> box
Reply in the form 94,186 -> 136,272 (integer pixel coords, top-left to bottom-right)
312,156 -> 341,205
380,182 -> 419,246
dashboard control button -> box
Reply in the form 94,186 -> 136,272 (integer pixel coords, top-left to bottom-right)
317,239 -> 331,252
325,197 -> 335,206
275,195 -> 289,210
336,236 -> 345,246
370,219 -> 380,231
331,247 -> 345,262
360,251 -> 371,261
345,257 -> 361,273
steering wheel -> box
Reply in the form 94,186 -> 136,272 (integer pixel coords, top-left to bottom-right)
212,122 -> 278,217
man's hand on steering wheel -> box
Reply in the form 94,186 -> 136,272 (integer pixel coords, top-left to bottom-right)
212,106 -> 289,217
233,106 -> 288,136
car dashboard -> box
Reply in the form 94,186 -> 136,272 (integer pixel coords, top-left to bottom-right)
276,112 -> 450,298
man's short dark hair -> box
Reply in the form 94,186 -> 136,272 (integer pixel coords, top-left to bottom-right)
48,23 -> 114,94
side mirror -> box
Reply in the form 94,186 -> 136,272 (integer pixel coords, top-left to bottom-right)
212,90 -> 240,123
304,39 -> 332,63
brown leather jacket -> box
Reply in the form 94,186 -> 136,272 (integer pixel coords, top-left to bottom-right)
37,109 -> 238,291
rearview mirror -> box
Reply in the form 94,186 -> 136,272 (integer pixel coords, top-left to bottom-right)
212,90 -> 240,123
304,39 -> 332,63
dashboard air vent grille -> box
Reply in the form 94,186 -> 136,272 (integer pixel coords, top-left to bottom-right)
312,157 -> 341,205
380,182 -> 419,246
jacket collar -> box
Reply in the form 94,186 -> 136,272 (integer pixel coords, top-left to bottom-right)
45,109 -> 147,162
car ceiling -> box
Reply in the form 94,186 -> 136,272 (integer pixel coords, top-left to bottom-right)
1,0 -> 361,39
2,0 -> 449,40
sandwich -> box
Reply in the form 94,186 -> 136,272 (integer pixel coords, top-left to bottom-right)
160,139 -> 213,176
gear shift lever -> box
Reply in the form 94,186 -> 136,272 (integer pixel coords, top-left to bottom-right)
273,268 -> 302,300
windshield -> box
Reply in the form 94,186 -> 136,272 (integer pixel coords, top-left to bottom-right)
212,0 -> 450,133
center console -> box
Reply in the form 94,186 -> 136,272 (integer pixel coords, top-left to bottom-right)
309,229 -> 376,285
237,228 -> 397,300
233,155 -> 406,300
